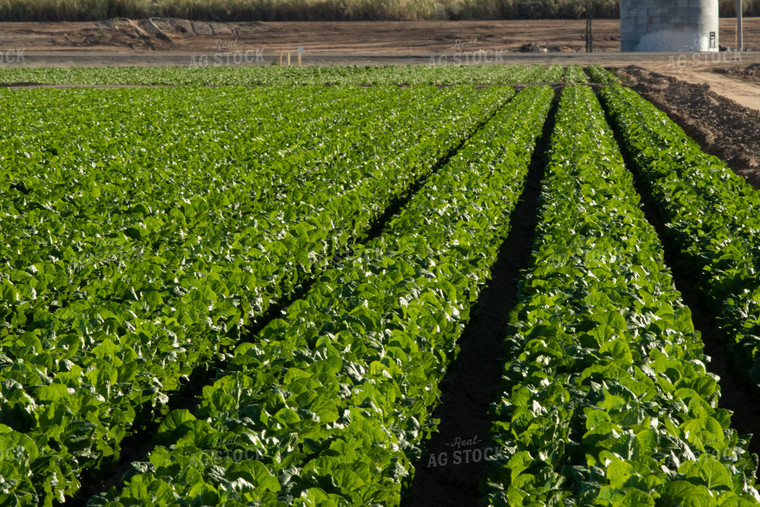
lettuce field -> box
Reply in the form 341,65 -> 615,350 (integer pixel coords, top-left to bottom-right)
1,65 -> 760,506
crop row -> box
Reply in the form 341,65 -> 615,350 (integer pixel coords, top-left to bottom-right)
91,85 -> 555,506
562,64 -> 589,83
0,64 -> 616,86
585,64 -> 618,84
485,86 -> 760,505
599,86 -> 760,390
0,85 -> 511,504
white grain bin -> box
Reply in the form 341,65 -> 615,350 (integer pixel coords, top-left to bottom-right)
620,0 -> 719,52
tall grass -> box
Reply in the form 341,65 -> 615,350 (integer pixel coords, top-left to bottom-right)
0,0 -> 756,21
719,0 -> 760,16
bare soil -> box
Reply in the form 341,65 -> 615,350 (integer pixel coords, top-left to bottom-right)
637,61 -> 760,113
617,65 -> 760,188
715,62 -> 760,81
2,18 -> 760,56
0,18 -> 621,54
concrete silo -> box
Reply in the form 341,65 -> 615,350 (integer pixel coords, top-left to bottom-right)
620,0 -> 719,52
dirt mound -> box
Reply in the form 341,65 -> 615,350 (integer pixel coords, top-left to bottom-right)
97,17 -> 254,37
715,62 -> 760,81
58,18 -> 262,50
618,65 -> 760,189
80,18 -> 166,49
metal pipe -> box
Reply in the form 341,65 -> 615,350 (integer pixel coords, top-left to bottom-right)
586,0 -> 593,52
737,0 -> 744,51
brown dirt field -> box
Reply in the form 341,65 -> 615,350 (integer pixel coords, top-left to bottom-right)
1,18 -> 760,55
0,19 -> 618,54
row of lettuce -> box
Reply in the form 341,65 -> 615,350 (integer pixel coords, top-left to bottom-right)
0,64 -> 618,86
600,86 -> 760,394
88,85 -> 554,505
484,85 -> 760,505
0,85 -> 512,504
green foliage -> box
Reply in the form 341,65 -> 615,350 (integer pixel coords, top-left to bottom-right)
94,85 -> 554,506
0,64 -> 619,86
485,85 -> 760,505
585,64 -> 618,84
0,84 -> 510,503
600,85 -> 760,392
3,78 -> 758,506
563,64 -> 589,83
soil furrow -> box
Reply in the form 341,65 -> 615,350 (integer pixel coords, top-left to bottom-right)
402,90 -> 559,507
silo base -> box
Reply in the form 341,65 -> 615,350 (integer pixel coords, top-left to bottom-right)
635,30 -> 719,52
